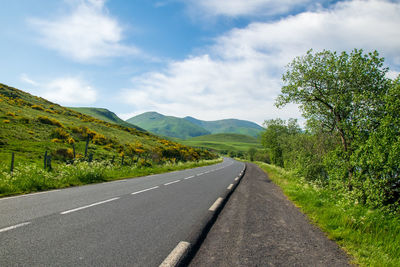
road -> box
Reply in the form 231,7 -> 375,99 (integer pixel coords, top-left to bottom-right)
0,158 -> 244,266
190,163 -> 351,266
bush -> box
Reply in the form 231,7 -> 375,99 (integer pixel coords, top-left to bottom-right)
37,116 -> 64,127
51,128 -> 70,140
31,105 -> 45,111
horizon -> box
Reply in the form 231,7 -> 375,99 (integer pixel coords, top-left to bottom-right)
1,0 -> 399,125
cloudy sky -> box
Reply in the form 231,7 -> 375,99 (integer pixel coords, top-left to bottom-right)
1,0 -> 399,125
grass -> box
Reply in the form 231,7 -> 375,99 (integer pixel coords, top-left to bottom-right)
254,161 -> 400,267
68,107 -> 143,130
0,158 -> 222,198
180,133 -> 263,153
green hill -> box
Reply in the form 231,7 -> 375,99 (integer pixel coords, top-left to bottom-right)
69,107 -> 144,131
0,83 -> 215,165
126,112 -> 211,139
184,116 -> 264,137
180,133 -> 263,153
126,112 -> 264,140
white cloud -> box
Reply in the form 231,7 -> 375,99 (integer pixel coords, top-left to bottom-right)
20,75 -> 97,105
182,0 -> 320,18
29,0 -> 139,62
20,73 -> 39,86
121,0 -> 400,124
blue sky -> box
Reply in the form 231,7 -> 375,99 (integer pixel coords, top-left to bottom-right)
1,0 -> 399,125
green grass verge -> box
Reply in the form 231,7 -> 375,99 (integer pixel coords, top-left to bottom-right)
0,158 -> 222,198
253,161 -> 400,267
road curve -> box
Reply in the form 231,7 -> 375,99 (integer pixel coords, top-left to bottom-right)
0,158 -> 244,266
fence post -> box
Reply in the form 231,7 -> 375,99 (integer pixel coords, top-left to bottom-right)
88,153 -> 93,163
111,155 -> 115,165
44,151 -> 47,169
121,155 -> 124,166
10,152 -> 14,174
47,155 -> 52,171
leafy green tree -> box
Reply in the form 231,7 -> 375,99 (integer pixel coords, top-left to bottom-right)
351,77 -> 400,207
276,49 -> 390,185
261,119 -> 301,167
248,148 -> 256,161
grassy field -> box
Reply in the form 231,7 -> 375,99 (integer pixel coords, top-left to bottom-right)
180,133 -> 263,153
254,161 -> 400,267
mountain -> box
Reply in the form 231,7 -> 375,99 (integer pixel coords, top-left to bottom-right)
126,112 -> 264,139
69,107 -> 144,131
184,116 -> 264,137
126,112 -> 211,139
0,83 -> 214,165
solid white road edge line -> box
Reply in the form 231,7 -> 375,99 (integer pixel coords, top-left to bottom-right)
60,197 -> 120,215
184,175 -> 195,180
159,241 -> 191,267
0,222 -> 31,233
227,184 -> 234,190
209,197 -> 224,212
164,180 -> 180,186
0,190 -> 61,201
131,186 -> 159,195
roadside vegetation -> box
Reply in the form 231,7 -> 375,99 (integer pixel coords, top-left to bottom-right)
0,158 -> 222,198
252,49 -> 400,266
255,162 -> 399,266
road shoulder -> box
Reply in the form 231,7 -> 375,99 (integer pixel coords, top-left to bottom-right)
189,162 -> 352,266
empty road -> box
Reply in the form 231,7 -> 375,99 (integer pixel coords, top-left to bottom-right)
0,158 -> 244,266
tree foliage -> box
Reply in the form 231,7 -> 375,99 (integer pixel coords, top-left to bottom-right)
276,49 -> 389,154
262,48 -> 400,210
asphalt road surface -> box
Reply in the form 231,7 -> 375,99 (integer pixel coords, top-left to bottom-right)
0,158 -> 244,266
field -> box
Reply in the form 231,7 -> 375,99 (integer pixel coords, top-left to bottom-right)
179,133 -> 263,153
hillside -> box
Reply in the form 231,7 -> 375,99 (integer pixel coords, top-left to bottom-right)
180,133 -> 263,154
184,116 -> 264,137
69,107 -> 144,131
127,112 -> 264,139
0,83 -> 215,165
126,112 -> 211,139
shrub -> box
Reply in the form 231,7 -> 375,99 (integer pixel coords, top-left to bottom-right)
3,119 -> 10,123
19,117 -> 30,124
51,128 -> 70,140
6,112 -> 16,117
51,138 -> 62,143
37,116 -> 64,127
53,148 -> 74,160
31,105 -> 45,111
92,133 -> 107,145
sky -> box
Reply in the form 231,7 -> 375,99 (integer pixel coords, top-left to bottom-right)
1,0 -> 399,126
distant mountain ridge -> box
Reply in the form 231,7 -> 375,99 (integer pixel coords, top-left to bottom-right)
184,116 -> 263,137
69,107 -> 144,131
126,112 -> 211,139
126,111 -> 264,139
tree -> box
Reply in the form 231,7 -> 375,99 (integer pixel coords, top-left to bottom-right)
248,148 -> 256,161
276,49 -> 390,185
261,118 -> 301,167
